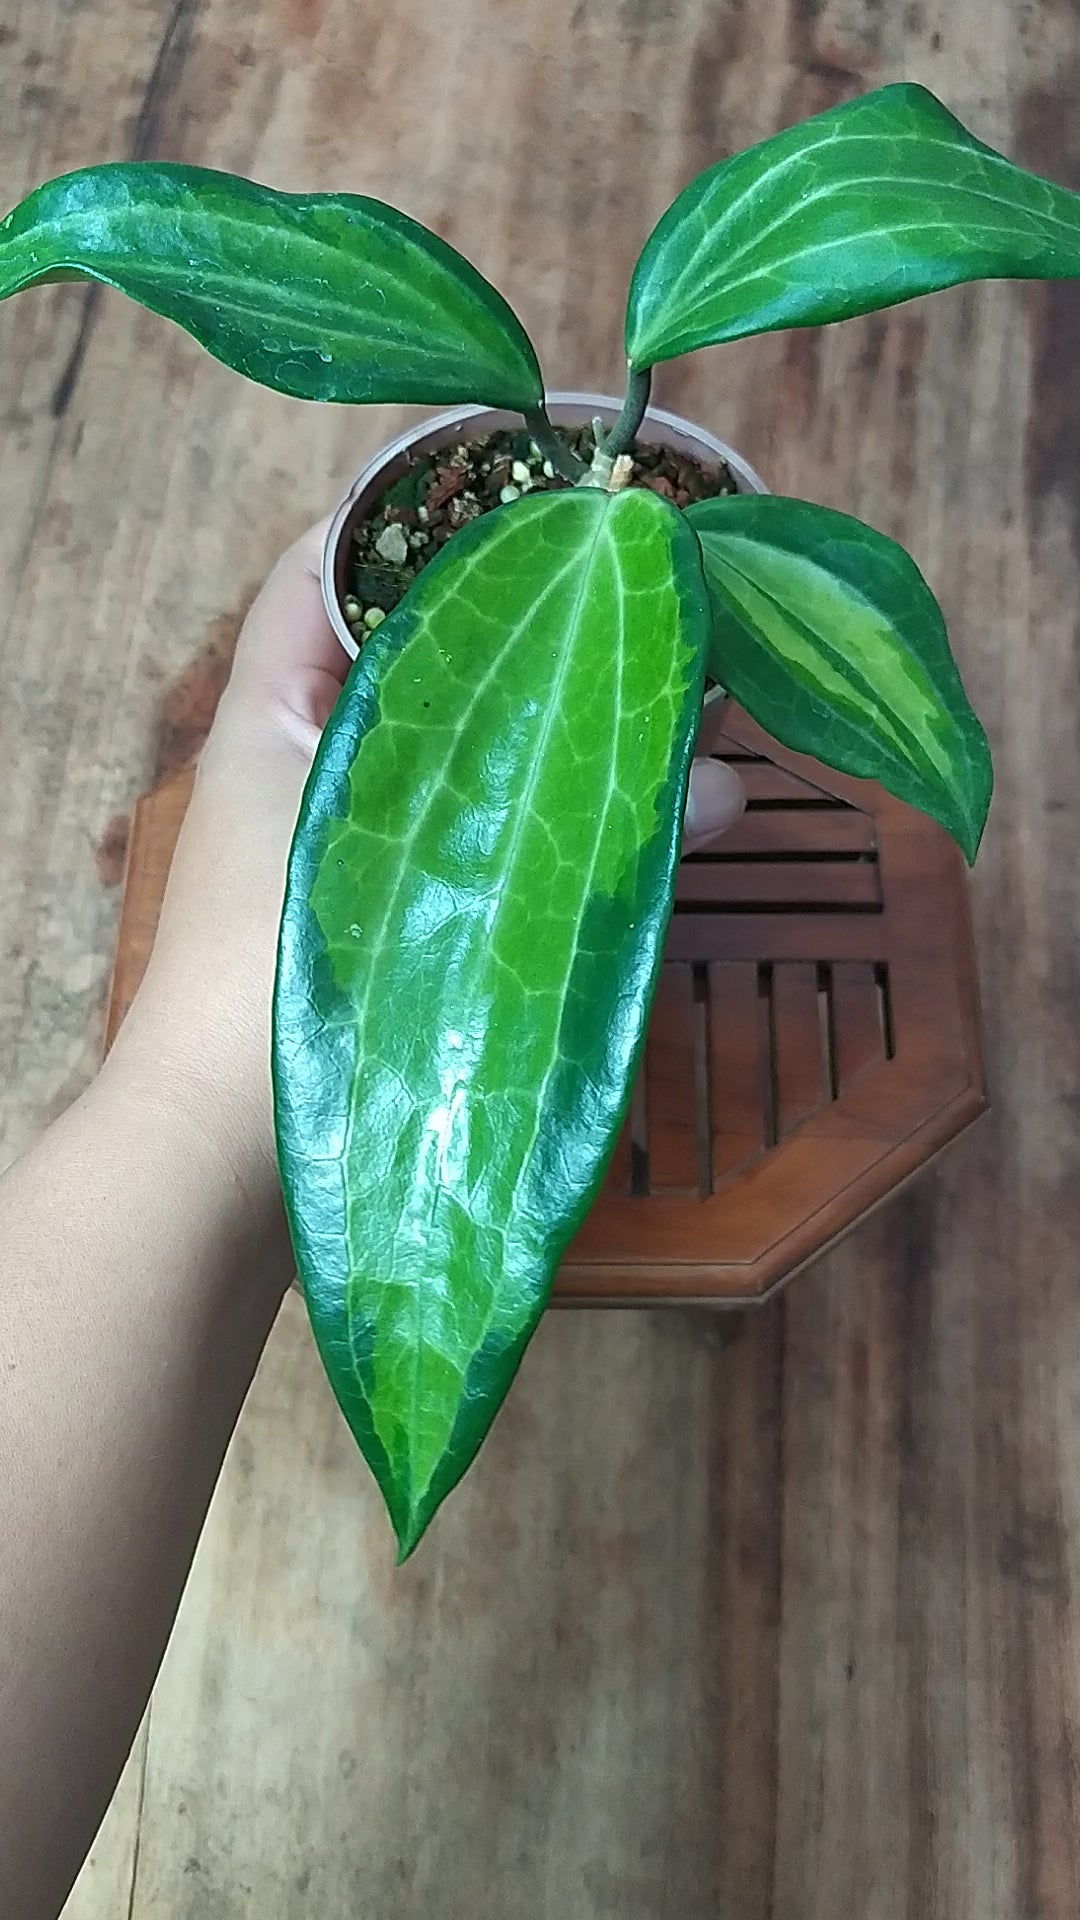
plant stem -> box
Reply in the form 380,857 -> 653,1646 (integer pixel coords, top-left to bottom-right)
602,366 -> 653,461
523,407 -> 587,482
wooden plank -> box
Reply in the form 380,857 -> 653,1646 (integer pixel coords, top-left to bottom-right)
708,732 -> 764,761
708,962 -> 765,1182
643,962 -> 699,1191
686,809 -> 876,856
676,856 -> 881,909
665,910 -> 892,964
833,961 -> 888,1088
772,963 -> 828,1137
732,761 -> 850,805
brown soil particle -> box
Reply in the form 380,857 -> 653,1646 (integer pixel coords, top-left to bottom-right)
344,423 -> 737,645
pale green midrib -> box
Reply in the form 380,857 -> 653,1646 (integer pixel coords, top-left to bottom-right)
337,530 -> 586,1076
336,513 -> 595,1468
467,512 -> 610,1145
337,541 -> 585,1270
407,509 -> 693,1530
646,122 -> 939,321
674,203 -> 1078,336
650,119 -> 980,297
704,541 -> 962,790
3,196 -> 526,373
676,145 -> 1067,300
400,501 -> 614,1523
662,225 -> 1077,357
505,516 -> 631,1219
3,245 -> 499,351
4,256 -> 495,364
645,127 -> 1077,347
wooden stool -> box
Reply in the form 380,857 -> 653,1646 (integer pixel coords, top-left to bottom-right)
107,705 -> 986,1306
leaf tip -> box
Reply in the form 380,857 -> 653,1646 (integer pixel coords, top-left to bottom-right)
956,823 -> 980,866
958,733 -> 994,865
392,1499 -> 432,1564
956,797 -> 990,866
942,783 -> 990,866
378,1461 -> 440,1563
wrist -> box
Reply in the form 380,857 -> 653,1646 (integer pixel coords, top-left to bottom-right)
101,999 -> 289,1282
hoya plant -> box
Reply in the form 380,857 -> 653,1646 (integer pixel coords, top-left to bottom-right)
4,83 -> 1079,1554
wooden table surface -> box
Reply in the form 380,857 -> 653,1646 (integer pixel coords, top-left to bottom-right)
2,2 -> 1079,1914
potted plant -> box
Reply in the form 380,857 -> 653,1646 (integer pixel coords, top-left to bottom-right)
3,82 -> 1078,1557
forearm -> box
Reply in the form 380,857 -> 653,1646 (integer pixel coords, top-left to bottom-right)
0,1055 -> 291,1919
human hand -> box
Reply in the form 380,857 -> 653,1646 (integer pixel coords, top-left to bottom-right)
107,520 -> 745,1217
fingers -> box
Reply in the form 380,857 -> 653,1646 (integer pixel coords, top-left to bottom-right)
226,513 -> 341,683
682,756 -> 746,852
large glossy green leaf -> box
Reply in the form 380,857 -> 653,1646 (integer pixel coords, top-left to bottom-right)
0,163 -> 542,409
687,494 -> 991,860
626,83 -> 1080,368
273,486 -> 709,1555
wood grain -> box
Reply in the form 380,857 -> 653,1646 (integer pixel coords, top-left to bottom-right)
0,0 -> 1076,1914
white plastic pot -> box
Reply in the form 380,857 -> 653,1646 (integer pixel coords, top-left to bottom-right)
321,390 -> 767,660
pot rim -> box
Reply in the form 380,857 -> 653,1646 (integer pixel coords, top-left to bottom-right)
322,391 -> 768,658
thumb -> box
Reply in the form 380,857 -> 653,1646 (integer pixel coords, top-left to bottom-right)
218,517 -> 345,754
682,756 -> 746,852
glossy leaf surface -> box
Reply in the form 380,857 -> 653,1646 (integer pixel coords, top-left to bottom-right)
274,487 -> 709,1555
626,83 -> 1080,368
688,494 -> 991,860
0,163 -> 542,409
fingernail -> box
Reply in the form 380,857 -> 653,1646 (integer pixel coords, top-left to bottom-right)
685,759 -> 746,839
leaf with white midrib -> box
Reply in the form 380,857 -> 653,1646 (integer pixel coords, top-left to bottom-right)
627,83 -> 1080,367
273,486 -> 710,1554
1,162 -> 543,409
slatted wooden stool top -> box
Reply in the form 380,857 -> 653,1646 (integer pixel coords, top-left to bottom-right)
107,702 -> 985,1306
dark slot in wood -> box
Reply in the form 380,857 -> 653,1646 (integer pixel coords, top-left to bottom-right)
773,963 -> 827,1136
685,848 -> 878,867
644,964 -> 699,1192
875,962 -> 896,1060
759,963 -> 779,1150
744,797 -> 853,813
691,962 -> 713,1198
708,962 -> 766,1182
833,962 -> 887,1088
